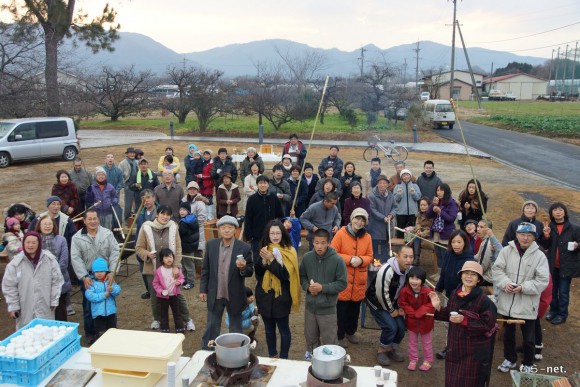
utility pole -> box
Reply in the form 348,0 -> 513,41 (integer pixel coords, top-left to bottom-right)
456,20 -> 481,108
358,46 -> 367,77
403,58 -> 407,87
548,49 -> 555,94
414,41 -> 421,91
449,0 -> 458,100
571,42 -> 578,96
489,62 -> 494,93
554,47 -> 560,96
562,44 -> 569,96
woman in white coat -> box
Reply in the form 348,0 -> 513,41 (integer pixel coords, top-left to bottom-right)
2,231 -> 63,330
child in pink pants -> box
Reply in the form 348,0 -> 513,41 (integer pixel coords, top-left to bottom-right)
398,266 -> 435,371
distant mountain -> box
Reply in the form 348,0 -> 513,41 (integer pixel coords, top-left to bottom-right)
68,32 -> 549,78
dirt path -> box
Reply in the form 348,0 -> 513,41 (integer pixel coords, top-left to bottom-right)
1,139 -> 578,386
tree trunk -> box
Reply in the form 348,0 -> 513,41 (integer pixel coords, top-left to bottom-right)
44,36 -> 60,116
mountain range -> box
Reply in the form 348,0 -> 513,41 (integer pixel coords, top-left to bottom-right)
67,32 -> 549,78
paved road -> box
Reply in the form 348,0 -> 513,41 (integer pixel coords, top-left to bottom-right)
439,122 -> 580,190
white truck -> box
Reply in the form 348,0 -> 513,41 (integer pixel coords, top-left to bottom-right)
488,89 -> 516,101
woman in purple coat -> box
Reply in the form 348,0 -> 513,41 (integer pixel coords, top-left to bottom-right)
426,183 -> 458,268
85,166 -> 119,231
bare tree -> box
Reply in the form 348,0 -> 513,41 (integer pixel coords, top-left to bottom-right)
275,46 -> 327,90
83,65 -> 153,121
358,62 -> 396,113
162,64 -> 198,124
187,67 -> 229,132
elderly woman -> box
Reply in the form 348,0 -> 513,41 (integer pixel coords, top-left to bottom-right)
35,214 -> 72,321
243,161 -> 261,208
256,219 -> 301,358
51,170 -> 81,218
430,261 -> 497,387
2,231 -> 64,329
135,205 -> 195,331
86,166 -> 119,231
240,147 -> 265,186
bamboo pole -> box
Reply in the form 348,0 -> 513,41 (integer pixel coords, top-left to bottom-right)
113,199 -> 144,275
394,226 -> 447,249
72,201 -> 102,222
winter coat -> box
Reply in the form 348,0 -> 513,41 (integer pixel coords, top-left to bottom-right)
394,181 -> 422,215
211,156 -> 238,186
51,181 -> 81,216
287,177 -> 308,217
304,174 -> 319,205
331,226 -> 373,302
362,169 -> 383,198
538,276 -> 553,319
457,190 -> 488,229
414,212 -> 433,239
300,201 -> 341,242
398,285 -> 435,334
268,178 -> 291,215
436,249 -> 475,298
184,155 -> 203,184
85,279 -> 121,318
299,246 -> 347,315
179,214 -> 199,254
339,173 -> 361,205
135,221 -> 182,276
433,285 -> 497,387
318,156 -> 343,179
182,195 -> 207,250
42,234 -> 72,295
474,235 -> 503,284
71,226 -> 120,281
541,220 -> 580,278
243,174 -> 259,207
86,182 -> 119,216
368,187 -> 397,241
493,241 -> 550,320
216,183 -> 241,218
426,199 -> 459,241
2,250 -> 64,329
28,211 -> 76,249
152,266 -> 184,299
244,192 -> 284,242
240,154 -> 265,184
102,164 -> 124,194
2,233 -> 22,261
283,140 -> 307,165
366,258 -> 407,312
415,172 -> 441,203
226,304 -> 256,330
315,177 -> 343,198
502,215 -> 544,246
129,168 -> 160,194
254,246 -> 293,319
68,167 -> 92,195
154,182 -> 184,222
119,157 -> 138,184
284,217 -> 302,251
200,158 -> 215,196
342,196 -> 372,227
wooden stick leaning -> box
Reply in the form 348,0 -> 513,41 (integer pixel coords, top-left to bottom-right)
424,313 -> 525,324
394,226 -> 447,249
425,279 -> 449,301
113,199 -> 144,275
111,205 -> 125,240
72,201 -> 102,222
121,247 -> 203,262
387,219 -> 392,255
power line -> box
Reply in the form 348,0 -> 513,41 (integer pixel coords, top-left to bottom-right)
469,21 -> 580,44
471,38 -> 580,53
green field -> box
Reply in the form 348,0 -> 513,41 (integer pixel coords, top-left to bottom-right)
458,100 -> 580,138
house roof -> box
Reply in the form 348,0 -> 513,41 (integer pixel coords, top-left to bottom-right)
483,73 -> 547,84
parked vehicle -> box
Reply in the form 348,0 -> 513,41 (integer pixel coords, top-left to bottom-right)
0,117 -> 80,168
488,89 -> 516,101
423,99 -> 455,129
420,91 -> 430,101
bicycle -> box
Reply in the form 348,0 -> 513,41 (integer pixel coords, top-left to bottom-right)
363,135 -> 408,162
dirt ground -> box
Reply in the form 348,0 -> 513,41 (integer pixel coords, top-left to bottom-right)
1,137 -> 579,386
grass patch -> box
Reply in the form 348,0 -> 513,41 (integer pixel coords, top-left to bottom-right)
458,100 -> 580,138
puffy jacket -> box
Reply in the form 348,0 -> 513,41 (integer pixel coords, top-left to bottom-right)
71,226 -> 120,281
85,279 -> 121,318
398,284 -> 435,334
426,199 -> 458,241
152,266 -> 184,299
318,156 -> 343,179
493,241 -> 550,320
435,249 -> 475,298
102,164 -> 124,194
541,220 -> 580,278
211,156 -> 238,186
240,154 -> 265,184
200,158 -> 215,196
184,155 -> 203,184
331,225 -> 373,302
502,215 -> 544,246
368,187 -> 397,241
179,214 -> 199,254
416,171 -> 441,202
86,182 -> 119,216
394,181 -> 422,215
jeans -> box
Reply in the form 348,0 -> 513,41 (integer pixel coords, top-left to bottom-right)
408,330 -> 433,363
80,284 -> 95,338
503,317 -> 535,366
372,239 -> 391,264
368,307 -> 406,347
202,298 -> 242,348
181,254 -> 196,285
550,268 -> 571,320
261,315 -> 291,358
336,300 -> 361,339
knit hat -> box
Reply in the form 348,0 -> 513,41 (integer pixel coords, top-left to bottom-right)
91,257 -> 109,273
400,169 -> 412,178
350,208 -> 369,223
46,196 -> 61,207
187,181 -> 200,190
5,217 -> 19,229
516,222 -> 536,234
179,202 -> 191,213
522,200 -> 538,213
203,149 -> 213,156
216,215 -> 239,228
222,172 -> 232,179
95,166 -> 106,176
376,174 -> 389,184
188,143 -> 198,152
457,261 -> 483,280
282,154 -> 292,161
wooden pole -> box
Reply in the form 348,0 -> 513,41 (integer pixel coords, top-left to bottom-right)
113,199 -> 144,275
72,201 -> 102,222
425,313 -> 525,324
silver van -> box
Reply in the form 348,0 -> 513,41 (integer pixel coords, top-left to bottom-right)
0,117 -> 80,168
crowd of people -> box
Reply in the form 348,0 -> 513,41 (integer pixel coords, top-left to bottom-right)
1,134 -> 578,386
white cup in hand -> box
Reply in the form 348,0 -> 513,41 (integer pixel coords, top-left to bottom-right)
568,242 -> 576,251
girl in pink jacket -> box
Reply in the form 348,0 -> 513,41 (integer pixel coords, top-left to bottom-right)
153,247 -> 185,333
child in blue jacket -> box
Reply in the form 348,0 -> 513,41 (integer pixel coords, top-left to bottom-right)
283,216 -> 302,252
85,257 -> 121,338
226,287 -> 258,348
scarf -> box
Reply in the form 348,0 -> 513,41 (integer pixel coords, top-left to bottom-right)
262,243 -> 302,313
23,231 -> 42,268
142,219 -> 177,269
136,168 -> 153,185
387,256 -> 406,301
370,168 -> 381,188
41,233 -> 56,257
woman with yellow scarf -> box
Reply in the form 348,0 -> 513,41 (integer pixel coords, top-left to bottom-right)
255,219 -> 301,359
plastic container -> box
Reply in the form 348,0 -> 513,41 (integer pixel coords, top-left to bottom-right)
101,369 -> 162,387
0,318 -> 80,373
0,337 -> 81,386
510,370 -> 565,387
88,329 -> 184,374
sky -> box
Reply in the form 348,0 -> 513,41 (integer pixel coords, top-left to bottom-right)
82,0 -> 579,59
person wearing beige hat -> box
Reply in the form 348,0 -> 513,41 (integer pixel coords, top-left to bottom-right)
331,207 -> 373,348
502,200 -> 544,246
429,260 -> 498,386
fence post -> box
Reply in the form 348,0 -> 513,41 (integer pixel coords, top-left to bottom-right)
413,124 -> 418,143
169,121 -> 174,140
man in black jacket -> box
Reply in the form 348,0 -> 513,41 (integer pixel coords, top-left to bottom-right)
244,175 -> 284,260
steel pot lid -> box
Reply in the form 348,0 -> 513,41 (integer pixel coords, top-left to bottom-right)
313,345 -> 346,361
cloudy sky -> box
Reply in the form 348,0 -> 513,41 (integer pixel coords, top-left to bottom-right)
84,0 -> 579,58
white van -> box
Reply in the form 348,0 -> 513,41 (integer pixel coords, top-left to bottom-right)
0,117 -> 80,168
423,99 -> 455,129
